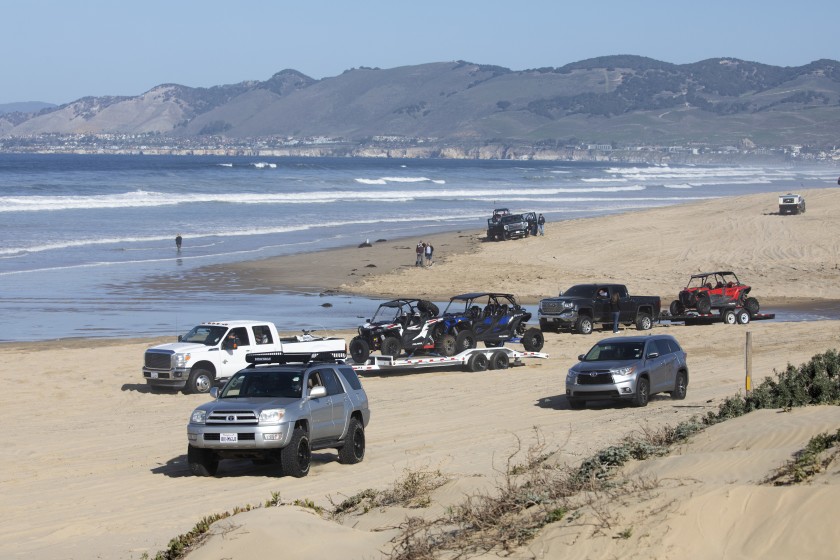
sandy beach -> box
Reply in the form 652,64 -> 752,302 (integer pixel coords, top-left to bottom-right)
2,187 -> 840,559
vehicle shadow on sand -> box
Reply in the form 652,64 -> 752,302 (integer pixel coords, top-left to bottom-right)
151,453 -> 336,478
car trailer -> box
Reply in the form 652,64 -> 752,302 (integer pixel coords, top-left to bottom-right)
662,307 -> 775,326
351,347 -> 549,373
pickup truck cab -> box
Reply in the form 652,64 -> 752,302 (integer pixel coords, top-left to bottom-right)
143,320 -> 346,394
538,284 -> 661,335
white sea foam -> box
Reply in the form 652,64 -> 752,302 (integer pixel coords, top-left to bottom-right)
218,163 -> 233,167
252,162 -> 277,168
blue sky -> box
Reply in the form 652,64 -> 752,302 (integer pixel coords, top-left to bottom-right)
2,0 -> 838,105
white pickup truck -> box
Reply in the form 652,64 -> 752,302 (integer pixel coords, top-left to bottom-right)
142,320 -> 347,393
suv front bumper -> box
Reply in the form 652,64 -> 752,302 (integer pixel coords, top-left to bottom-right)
188,422 -> 294,450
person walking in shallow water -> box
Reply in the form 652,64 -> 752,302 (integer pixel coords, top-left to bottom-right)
175,234 -> 182,251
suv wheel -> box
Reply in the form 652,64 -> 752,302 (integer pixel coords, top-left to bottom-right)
632,377 -> 650,407
349,337 -> 370,363
635,313 -> 653,331
670,372 -> 688,400
454,330 -> 476,353
574,315 -> 593,335
281,427 -> 311,477
521,327 -> 545,351
437,334 -> 457,356
337,418 -> 365,464
381,336 -> 402,357
185,368 -> 214,394
188,444 -> 218,476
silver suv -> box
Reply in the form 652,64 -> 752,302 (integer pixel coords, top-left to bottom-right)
187,357 -> 370,477
565,334 -> 688,408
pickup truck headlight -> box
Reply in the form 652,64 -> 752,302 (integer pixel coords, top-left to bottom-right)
612,365 -> 637,378
190,410 -> 207,424
563,301 -> 574,309
175,353 -> 191,367
259,409 -> 285,424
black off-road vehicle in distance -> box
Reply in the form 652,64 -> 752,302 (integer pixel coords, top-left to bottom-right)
439,292 -> 544,352
486,213 -> 531,241
349,299 -> 449,363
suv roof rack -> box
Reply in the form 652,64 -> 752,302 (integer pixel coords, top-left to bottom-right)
245,351 -> 341,366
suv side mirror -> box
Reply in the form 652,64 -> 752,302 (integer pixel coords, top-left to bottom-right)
210,387 -> 219,399
646,352 -> 660,359
309,385 -> 327,399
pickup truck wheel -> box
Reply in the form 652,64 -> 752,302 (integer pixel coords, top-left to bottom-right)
437,334 -> 457,356
349,337 -> 370,363
635,313 -> 653,331
381,336 -> 402,358
744,297 -> 760,315
454,330 -> 476,353
337,418 -> 365,464
669,300 -> 685,316
574,315 -> 593,335
522,327 -> 545,351
281,428 -> 311,477
185,368 -> 214,394
488,350 -> 510,370
670,372 -> 688,400
187,445 -> 218,476
695,296 -> 711,315
632,377 -> 650,407
467,352 -> 489,372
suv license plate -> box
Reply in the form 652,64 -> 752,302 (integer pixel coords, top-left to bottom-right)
220,433 -> 238,443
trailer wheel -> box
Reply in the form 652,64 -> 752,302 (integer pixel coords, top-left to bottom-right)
736,309 -> 751,324
488,350 -> 510,370
467,352 -> 489,372
722,309 -> 737,324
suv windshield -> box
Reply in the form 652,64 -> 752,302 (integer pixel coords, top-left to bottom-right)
220,370 -> 303,399
181,325 -> 228,346
583,341 -> 645,361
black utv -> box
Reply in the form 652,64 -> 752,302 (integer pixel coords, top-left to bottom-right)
349,299 -> 449,363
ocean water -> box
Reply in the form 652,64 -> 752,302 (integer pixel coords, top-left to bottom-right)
0,153 -> 836,342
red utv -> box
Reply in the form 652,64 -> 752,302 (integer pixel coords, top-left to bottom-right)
670,271 -> 759,316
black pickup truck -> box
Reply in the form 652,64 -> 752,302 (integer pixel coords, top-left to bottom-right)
538,283 -> 661,334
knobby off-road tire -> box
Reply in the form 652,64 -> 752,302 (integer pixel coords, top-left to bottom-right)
744,297 -> 760,315
437,334 -> 457,356
188,444 -> 218,476
467,352 -> 489,372
488,350 -> 510,370
574,315 -> 593,335
337,418 -> 365,465
381,336 -> 402,358
669,300 -> 685,317
454,330 -> 476,353
281,427 -> 311,478
521,327 -> 545,351
632,377 -> 650,407
695,295 -> 712,315
349,337 -> 371,364
635,313 -> 653,331
185,368 -> 214,395
670,372 -> 688,400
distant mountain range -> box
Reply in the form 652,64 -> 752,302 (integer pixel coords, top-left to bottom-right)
2,56 -> 840,148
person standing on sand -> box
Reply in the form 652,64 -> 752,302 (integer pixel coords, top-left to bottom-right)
538,214 -> 545,236
610,291 -> 621,333
425,242 -> 434,266
175,234 -> 182,251
415,241 -> 424,267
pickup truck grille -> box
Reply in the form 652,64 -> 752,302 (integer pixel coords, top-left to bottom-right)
144,350 -> 173,369
207,410 -> 259,425
575,372 -> 613,385
541,301 -> 564,313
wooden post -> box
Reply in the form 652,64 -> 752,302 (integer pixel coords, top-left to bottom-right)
745,331 -> 752,395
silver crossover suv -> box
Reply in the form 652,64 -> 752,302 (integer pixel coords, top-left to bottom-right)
566,334 -> 688,408
187,359 -> 370,477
